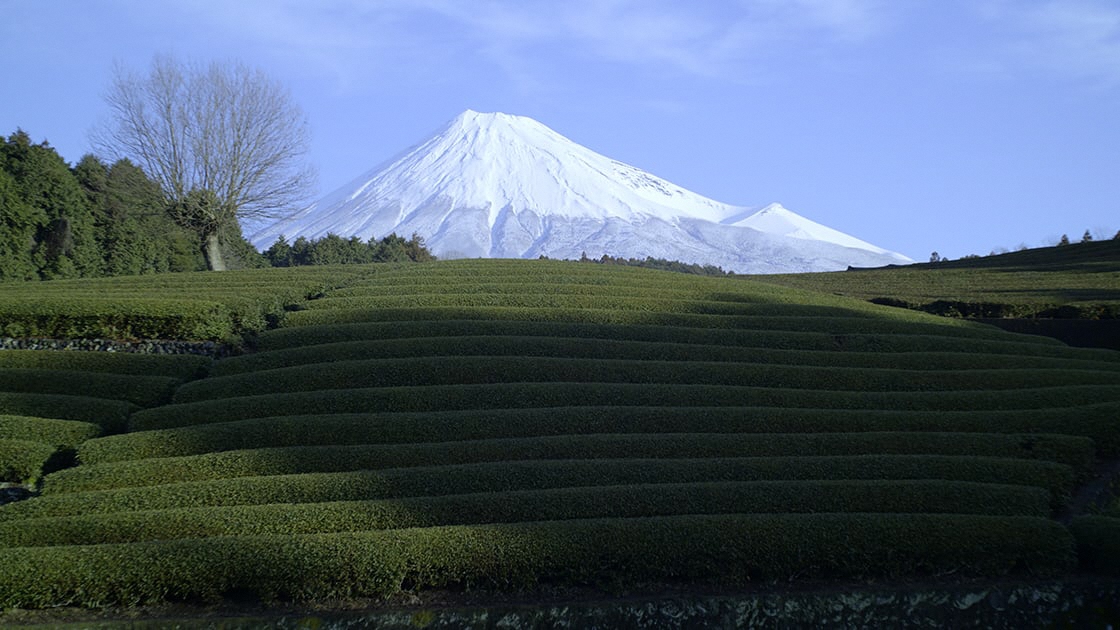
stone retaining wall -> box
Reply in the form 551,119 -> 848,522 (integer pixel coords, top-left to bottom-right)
0,337 -> 231,357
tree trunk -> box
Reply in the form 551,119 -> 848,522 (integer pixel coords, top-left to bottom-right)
203,232 -> 226,271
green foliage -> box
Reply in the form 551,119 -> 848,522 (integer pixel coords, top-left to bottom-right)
0,438 -> 55,484
1,456 -> 1077,524
0,169 -> 41,281
0,368 -> 178,407
172,355 -> 1120,404
0,392 -> 133,433
1070,516 -> 1120,575
79,411 -> 1098,471
0,130 -> 100,279
41,452 -> 1076,507
264,232 -> 433,267
0,415 -> 101,448
253,319 -> 1102,362
129,381 -> 1120,432
0,257 -> 1117,605
585,252 -> 729,276
0,297 -> 237,341
759,239 -> 1120,322
73,155 -> 207,276
215,334 -> 1120,378
0,350 -> 210,380
0,514 -> 1074,608
1,480 -> 1054,548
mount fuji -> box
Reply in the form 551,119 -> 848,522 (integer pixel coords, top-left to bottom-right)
246,110 -> 912,273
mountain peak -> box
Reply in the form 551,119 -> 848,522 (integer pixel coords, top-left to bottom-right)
246,112 -> 912,272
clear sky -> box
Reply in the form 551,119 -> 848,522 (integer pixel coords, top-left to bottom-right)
2,0 -> 1117,261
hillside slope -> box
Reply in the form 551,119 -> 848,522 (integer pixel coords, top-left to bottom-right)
1,260 -> 1119,611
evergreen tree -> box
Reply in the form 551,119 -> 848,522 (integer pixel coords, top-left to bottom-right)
0,168 -> 41,281
1,131 -> 100,278
1058,234 -> 1070,246
1082,229 -> 1093,243
74,155 -> 205,275
264,235 -> 294,267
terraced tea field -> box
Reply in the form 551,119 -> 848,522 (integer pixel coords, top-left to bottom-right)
1,259 -> 1119,610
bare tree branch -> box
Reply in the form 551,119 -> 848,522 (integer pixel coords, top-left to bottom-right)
92,55 -> 316,270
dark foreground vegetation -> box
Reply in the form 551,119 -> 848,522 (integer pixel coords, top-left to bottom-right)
0,258 -> 1119,625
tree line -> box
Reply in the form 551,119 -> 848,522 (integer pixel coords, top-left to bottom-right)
0,130 -> 432,282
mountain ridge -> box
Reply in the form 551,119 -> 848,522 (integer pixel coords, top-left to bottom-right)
246,110 -> 912,273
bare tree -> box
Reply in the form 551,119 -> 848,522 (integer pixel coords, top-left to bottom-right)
94,55 -> 315,270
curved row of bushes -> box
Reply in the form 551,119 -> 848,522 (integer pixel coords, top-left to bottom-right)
0,368 -> 179,408
3,456 -> 1075,521
213,335 -> 1120,377
0,392 -> 132,433
0,514 -> 1075,609
173,356 -> 1120,404
130,383 -> 1120,432
0,415 -> 100,449
254,320 -> 1092,358
280,306 -> 1011,339
0,439 -> 56,485
49,434 -> 1086,495
0,350 -> 210,379
0,480 -> 1054,548
80,414 -> 1097,468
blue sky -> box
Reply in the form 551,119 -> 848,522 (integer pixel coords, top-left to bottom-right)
2,0 -> 1118,261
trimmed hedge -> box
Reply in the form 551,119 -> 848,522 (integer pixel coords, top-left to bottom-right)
43,439 -> 1075,497
0,297 -> 237,341
130,382 -> 1120,432
0,439 -> 56,484
21,456 -> 1075,518
254,320 -> 1078,357
0,415 -> 100,449
0,393 -> 133,433
172,356 -> 1120,403
212,335 -> 1120,377
0,514 -> 1075,608
0,350 -> 211,380
280,307 -> 1013,341
0,480 -> 1053,547
0,368 -> 180,408
85,411 -> 1101,473
79,411 -> 1099,470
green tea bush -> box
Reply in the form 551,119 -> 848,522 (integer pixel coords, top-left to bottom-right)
0,393 -> 133,433
0,297 -> 236,341
1,480 -> 1053,547
213,335 -> 1120,377
42,449 -> 1075,503
280,306 -> 1012,340
82,408 -> 1097,470
0,350 -> 211,380
130,382 -> 1120,432
80,411 -> 1097,470
0,439 -> 56,484
0,415 -> 100,449
0,514 -> 1074,608
3,456 -> 1075,521
173,355 -> 1120,403
254,320 -> 1072,356
0,368 -> 180,407
1070,516 -> 1120,575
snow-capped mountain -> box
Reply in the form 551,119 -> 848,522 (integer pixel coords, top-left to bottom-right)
246,110 -> 912,273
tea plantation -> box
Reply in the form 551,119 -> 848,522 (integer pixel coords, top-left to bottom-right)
1,259 -> 1119,610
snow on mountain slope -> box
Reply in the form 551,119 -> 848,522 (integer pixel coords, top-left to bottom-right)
247,110 -> 912,273
723,203 -> 895,255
